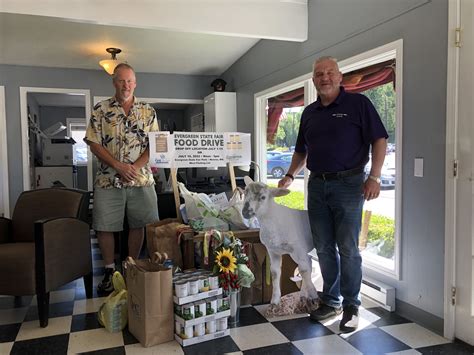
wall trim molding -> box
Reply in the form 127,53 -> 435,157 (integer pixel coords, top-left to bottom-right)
19,87 -> 92,191
0,86 -> 10,217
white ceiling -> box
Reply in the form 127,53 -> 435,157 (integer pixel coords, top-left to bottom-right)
0,1 -> 308,76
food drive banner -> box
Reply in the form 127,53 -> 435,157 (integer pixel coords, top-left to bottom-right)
149,132 -> 251,168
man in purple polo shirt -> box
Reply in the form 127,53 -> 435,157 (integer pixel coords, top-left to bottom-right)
279,56 -> 388,333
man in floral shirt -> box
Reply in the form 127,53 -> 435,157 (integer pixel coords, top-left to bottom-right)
84,63 -> 159,293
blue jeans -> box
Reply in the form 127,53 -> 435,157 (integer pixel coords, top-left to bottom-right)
307,172 -> 365,308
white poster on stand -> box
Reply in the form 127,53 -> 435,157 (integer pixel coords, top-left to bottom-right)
149,132 -> 251,168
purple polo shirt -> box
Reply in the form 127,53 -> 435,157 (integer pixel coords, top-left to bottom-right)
295,86 -> 388,173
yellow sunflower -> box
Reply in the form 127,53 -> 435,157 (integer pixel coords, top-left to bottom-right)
215,248 -> 237,273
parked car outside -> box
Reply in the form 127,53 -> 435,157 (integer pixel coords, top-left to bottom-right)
266,151 -> 282,160
267,153 -> 304,178
364,153 -> 395,189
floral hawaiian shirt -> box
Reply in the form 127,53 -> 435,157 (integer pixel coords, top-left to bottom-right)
84,96 -> 159,188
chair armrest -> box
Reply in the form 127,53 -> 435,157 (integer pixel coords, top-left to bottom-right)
35,217 -> 92,292
0,217 -> 12,243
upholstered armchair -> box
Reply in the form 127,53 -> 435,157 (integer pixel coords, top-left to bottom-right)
0,188 -> 93,327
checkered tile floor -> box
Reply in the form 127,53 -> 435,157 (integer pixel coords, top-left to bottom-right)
1,235 -> 473,354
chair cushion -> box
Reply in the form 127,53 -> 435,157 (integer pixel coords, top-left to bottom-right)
0,243 -> 36,295
12,188 -> 87,242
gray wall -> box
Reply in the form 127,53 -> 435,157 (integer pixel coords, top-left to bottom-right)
0,64 -> 216,208
39,106 -> 86,134
221,0 -> 447,320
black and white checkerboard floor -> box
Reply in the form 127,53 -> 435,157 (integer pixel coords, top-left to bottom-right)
1,235 -> 473,355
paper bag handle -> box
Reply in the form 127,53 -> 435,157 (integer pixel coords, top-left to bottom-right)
151,251 -> 168,264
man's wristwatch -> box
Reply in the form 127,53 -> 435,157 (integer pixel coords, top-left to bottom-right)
368,175 -> 381,184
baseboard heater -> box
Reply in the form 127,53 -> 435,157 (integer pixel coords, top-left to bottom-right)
361,276 -> 396,312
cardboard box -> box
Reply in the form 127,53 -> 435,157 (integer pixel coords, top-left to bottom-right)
189,230 -> 299,305
241,241 -> 299,305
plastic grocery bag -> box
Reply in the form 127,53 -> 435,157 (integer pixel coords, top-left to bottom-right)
219,189 -> 249,230
178,182 -> 219,219
98,271 -> 128,332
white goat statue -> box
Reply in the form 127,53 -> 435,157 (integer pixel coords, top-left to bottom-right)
242,176 -> 318,309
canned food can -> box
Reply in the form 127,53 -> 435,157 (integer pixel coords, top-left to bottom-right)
209,275 -> 219,290
182,303 -> 194,320
206,320 -> 216,334
184,325 -> 194,339
194,322 -> 205,337
175,280 -> 189,298
216,317 -> 228,331
174,304 -> 183,316
188,278 -> 199,295
175,320 -> 181,334
199,276 -> 210,292
221,296 -> 230,311
206,297 -> 217,315
216,296 -> 223,312
194,301 -> 206,318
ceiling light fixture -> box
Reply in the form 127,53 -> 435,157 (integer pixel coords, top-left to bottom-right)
99,47 -> 122,75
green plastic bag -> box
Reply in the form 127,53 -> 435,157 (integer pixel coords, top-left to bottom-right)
98,271 -> 128,332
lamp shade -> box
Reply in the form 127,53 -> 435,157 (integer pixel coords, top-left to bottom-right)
99,59 -> 119,75
99,47 -> 122,75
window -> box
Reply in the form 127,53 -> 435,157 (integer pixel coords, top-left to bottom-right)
255,40 -> 403,279
339,40 -> 403,278
66,118 -> 88,166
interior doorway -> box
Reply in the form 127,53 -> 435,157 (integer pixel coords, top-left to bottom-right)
19,87 -> 92,191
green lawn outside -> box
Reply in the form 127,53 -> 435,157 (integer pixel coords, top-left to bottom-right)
269,185 -> 395,259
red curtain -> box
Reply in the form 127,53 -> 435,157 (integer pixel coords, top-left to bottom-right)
342,59 -> 395,93
265,59 -> 395,143
267,87 -> 304,144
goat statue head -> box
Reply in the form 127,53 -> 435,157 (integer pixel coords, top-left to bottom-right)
242,176 -> 290,219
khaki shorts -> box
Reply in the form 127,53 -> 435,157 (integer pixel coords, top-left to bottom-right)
92,186 -> 159,232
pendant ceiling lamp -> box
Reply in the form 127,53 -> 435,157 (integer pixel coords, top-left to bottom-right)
99,47 -> 122,75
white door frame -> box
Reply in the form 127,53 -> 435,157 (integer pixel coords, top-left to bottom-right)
0,86 -> 10,217
445,0 -> 474,343
19,87 -> 92,191
443,0 -> 459,340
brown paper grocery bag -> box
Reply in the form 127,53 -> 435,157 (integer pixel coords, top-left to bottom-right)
124,258 -> 174,347
146,218 -> 185,269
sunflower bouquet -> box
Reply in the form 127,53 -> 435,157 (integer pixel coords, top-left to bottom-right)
210,230 -> 255,292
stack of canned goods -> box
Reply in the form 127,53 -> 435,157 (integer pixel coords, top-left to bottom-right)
174,294 -> 230,318
173,269 -> 220,298
174,269 -> 230,340
175,317 -> 229,339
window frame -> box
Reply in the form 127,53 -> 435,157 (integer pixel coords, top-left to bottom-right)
66,118 -> 88,166
254,39 -> 403,279
254,74 -> 314,208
